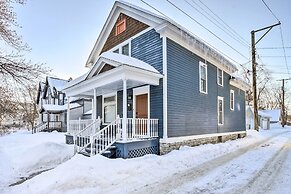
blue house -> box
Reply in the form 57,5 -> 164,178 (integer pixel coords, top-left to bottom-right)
63,1 -> 249,158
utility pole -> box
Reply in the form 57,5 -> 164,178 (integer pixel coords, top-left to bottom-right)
251,22 -> 280,131
277,78 -> 291,127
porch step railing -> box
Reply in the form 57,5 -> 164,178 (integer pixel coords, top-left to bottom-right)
75,116 -> 121,156
68,119 -> 93,135
33,122 -> 48,133
126,118 -> 158,139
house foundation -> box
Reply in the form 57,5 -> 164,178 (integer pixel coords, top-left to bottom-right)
160,132 -> 246,155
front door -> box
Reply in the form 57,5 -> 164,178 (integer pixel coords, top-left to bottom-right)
135,94 -> 148,136
136,94 -> 148,118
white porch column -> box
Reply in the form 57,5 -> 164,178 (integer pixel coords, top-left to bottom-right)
92,88 -> 97,120
67,96 -> 71,133
122,79 -> 127,142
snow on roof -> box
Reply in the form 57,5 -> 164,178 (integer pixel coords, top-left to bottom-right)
42,103 -> 81,113
63,72 -> 88,90
261,109 -> 281,121
100,52 -> 160,74
258,111 -> 271,118
47,77 -> 69,91
63,52 -> 161,90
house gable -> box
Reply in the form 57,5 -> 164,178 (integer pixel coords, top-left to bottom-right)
96,64 -> 116,75
101,13 -> 149,53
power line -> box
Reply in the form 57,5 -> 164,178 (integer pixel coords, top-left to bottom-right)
261,0 -> 280,22
184,0 -> 249,48
260,56 -> 291,58
165,0 -> 249,60
257,46 -> 291,50
196,0 -> 249,46
140,0 -> 249,69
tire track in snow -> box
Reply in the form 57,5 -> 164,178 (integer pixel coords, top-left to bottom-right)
234,136 -> 291,194
134,131 -> 290,194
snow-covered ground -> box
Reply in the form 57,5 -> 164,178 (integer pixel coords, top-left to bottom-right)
1,124 -> 290,194
0,130 -> 74,192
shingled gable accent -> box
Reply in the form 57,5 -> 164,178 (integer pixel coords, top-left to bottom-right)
101,13 -> 149,53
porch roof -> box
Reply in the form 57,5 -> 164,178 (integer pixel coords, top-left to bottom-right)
63,52 -> 163,97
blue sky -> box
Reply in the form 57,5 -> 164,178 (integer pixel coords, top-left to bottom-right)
13,0 -> 291,82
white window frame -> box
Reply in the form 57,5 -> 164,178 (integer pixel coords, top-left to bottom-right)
199,61 -> 208,94
109,40 -> 131,56
102,92 -> 117,124
217,68 -> 224,87
230,90 -> 235,111
218,96 -> 224,125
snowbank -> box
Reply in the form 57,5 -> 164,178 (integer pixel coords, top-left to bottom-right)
0,130 -> 74,191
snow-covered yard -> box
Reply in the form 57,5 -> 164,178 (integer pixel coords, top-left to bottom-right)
0,130 -> 74,192
1,124 -> 291,194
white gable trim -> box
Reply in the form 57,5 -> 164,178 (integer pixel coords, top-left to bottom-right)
85,1 -> 163,68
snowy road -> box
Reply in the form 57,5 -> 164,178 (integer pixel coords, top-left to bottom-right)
2,126 -> 291,194
137,131 -> 291,194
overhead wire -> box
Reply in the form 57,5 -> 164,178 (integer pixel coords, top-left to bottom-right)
184,0 -> 249,48
196,0 -> 249,46
261,0 -> 290,78
140,0 -> 249,71
165,0 -> 249,61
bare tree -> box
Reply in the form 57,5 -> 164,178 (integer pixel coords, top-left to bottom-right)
0,0 -> 49,85
18,84 -> 39,130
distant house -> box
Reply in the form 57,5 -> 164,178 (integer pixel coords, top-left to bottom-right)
246,106 -> 273,130
35,76 -> 93,133
35,77 -> 69,132
63,1 -> 249,158
261,109 -> 281,123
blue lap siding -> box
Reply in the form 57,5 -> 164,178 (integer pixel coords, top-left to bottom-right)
110,29 -> 164,137
167,38 -> 245,137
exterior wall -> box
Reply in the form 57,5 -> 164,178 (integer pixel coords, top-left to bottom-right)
101,13 -> 149,53
131,29 -> 164,137
69,106 -> 84,120
167,38 -> 245,137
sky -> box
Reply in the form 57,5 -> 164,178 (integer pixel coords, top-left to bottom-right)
12,0 -> 291,84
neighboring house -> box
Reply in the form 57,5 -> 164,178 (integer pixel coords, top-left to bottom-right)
63,1 -> 249,158
35,76 -> 94,133
258,111 -> 271,130
246,106 -> 272,130
261,109 -> 281,123
35,76 -> 69,132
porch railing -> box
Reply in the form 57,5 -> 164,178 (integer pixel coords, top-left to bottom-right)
33,122 -> 48,133
68,119 -> 93,135
48,121 -> 62,130
126,118 -> 159,139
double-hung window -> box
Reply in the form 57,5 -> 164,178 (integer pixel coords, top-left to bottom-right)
103,95 -> 116,123
199,61 -> 208,94
230,90 -> 234,111
218,96 -> 224,125
217,68 -> 223,86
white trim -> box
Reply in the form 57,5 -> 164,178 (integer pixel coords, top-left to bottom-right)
160,130 -> 246,144
230,79 -> 250,91
199,61 -> 208,94
162,36 -> 168,139
133,85 -> 150,120
230,90 -> 235,111
157,24 -> 237,75
102,92 -> 117,124
109,39 -> 131,56
217,68 -> 224,87
218,96 -> 224,125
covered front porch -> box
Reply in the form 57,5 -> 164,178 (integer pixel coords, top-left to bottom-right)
63,52 -> 163,157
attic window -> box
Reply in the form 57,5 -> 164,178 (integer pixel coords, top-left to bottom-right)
115,19 -> 126,36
